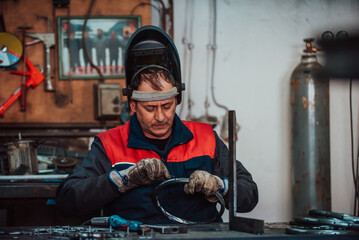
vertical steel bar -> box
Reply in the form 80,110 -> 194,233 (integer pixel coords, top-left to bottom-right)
228,110 -> 236,219
228,110 -> 264,234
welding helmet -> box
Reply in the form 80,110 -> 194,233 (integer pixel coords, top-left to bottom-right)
122,25 -> 184,104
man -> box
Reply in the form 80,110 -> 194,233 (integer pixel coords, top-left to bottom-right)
67,31 -> 81,73
56,26 -> 258,224
93,28 -> 107,73
118,25 -> 134,73
82,29 -> 93,73
107,30 -> 121,73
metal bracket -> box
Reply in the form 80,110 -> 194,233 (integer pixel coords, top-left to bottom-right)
228,110 -> 264,234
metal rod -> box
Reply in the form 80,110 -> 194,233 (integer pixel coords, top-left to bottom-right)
228,110 -> 264,234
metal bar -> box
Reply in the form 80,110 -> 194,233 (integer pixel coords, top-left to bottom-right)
0,122 -> 120,138
228,110 -> 236,223
0,131 -> 102,138
0,174 -> 67,181
0,182 -> 60,198
228,110 -> 264,234
0,122 -> 119,129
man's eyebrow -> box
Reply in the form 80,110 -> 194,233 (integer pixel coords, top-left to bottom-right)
162,101 -> 173,105
143,99 -> 175,107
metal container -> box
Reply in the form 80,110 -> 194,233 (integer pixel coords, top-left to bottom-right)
290,39 -> 331,217
7,140 -> 38,174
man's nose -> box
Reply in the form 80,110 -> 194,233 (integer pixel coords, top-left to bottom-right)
154,108 -> 165,122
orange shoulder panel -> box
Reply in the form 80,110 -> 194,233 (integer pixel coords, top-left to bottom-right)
97,122 -> 158,165
167,121 -> 216,162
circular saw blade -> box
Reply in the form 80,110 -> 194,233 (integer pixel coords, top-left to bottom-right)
52,156 -> 79,167
0,32 -> 23,67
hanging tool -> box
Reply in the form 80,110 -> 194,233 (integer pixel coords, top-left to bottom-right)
17,26 -> 32,111
26,33 -> 55,91
37,15 -> 51,33
0,58 -> 44,117
0,32 -> 23,67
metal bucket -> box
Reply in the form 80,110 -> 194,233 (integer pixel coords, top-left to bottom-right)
7,140 -> 38,175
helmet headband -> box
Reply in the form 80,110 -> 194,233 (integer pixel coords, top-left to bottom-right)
132,87 -> 179,102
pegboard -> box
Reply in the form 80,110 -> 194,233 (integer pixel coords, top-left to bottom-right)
0,0 -> 151,123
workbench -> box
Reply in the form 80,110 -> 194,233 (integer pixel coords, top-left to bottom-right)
0,176 -> 358,239
0,222 -> 358,239
0,175 -> 96,226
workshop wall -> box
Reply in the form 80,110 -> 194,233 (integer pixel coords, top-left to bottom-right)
172,0 -> 359,222
1,0 -> 358,225
0,0 -> 151,123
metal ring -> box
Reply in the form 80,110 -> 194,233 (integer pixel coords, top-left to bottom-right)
153,178 -> 225,224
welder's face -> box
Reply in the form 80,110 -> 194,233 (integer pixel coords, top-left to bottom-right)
130,79 -> 177,140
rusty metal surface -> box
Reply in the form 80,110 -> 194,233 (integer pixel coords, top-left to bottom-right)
0,122 -> 120,139
0,182 -> 60,199
290,54 -> 331,217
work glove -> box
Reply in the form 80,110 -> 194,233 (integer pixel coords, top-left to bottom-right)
109,158 -> 171,193
184,170 -> 229,203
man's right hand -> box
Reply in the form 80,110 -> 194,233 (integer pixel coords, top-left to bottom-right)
109,158 -> 171,193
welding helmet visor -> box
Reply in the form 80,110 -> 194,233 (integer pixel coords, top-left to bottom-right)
123,25 -> 184,104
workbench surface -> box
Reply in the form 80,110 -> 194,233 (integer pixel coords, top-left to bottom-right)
0,223 -> 358,239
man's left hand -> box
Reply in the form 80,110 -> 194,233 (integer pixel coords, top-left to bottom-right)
184,170 -> 229,202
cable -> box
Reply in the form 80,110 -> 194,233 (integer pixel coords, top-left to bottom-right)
204,0 -> 214,118
66,6 -> 73,102
209,0 -> 228,112
130,2 -> 162,23
178,0 -> 189,118
349,78 -> 359,216
357,141 -> 359,216
81,0 -> 104,82
182,0 -> 195,120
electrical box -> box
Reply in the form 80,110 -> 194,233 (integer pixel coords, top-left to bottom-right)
94,83 -> 122,120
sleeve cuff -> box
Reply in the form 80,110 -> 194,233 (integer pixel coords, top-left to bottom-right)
219,177 -> 229,195
109,169 -> 128,191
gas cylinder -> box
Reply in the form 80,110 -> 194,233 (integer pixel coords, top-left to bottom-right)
290,38 -> 331,217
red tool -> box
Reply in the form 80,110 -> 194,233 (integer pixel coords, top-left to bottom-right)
0,58 -> 44,117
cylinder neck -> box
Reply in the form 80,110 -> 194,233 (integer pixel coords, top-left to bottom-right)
301,53 -> 317,63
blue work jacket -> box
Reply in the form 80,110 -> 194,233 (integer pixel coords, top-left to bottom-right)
56,114 -> 258,224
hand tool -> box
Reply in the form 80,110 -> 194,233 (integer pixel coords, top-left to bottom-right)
0,58 -> 44,117
90,215 -> 187,235
26,33 -> 55,91
138,224 -> 187,235
17,26 -> 32,111
90,215 -> 142,231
